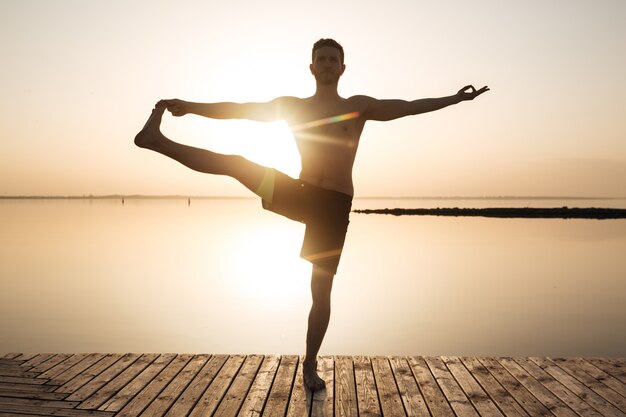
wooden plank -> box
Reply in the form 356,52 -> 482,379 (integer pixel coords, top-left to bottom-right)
237,355 -> 280,417
0,362 -> 23,372
529,357 -> 624,416
442,356 -> 503,417
29,354 -> 72,375
0,402 -> 114,417
21,354 -> 56,370
0,376 -> 49,385
425,356 -> 479,417
478,357 -> 552,417
389,356 -> 429,417
587,358 -> 626,384
460,357 -> 529,417
164,354 -> 227,417
513,357 -> 603,417
0,396 -> 78,409
138,354 -> 210,417
0,412 -> 44,417
49,354 -> 107,387
353,355 -> 381,417
188,355 -> 245,417
286,356 -> 311,417
497,357 -> 577,417
0,369 -> 40,378
55,354 -> 123,394
76,354 -> 158,410
0,389 -> 68,400
214,355 -> 264,417
407,356 -> 454,417
0,359 -> 24,369
64,354 -> 141,402
311,356 -> 334,417
263,355 -> 298,417
38,354 -> 90,380
371,356 -> 405,416
97,353 -> 175,412
115,354 -> 192,417
1,354 -> 21,360
573,358 -> 626,397
0,382 -> 59,393
334,356 -> 358,417
15,354 -> 40,363
551,357 -> 626,410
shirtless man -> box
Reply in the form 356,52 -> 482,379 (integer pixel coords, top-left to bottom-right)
135,38 -> 489,391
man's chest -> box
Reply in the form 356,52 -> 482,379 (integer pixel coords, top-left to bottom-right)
289,102 -> 366,140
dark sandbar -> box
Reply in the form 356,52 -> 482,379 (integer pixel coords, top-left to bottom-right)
353,207 -> 626,219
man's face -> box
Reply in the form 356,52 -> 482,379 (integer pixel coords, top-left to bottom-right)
310,46 -> 345,85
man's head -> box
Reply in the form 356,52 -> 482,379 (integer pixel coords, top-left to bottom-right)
312,38 -> 344,64
310,38 -> 345,85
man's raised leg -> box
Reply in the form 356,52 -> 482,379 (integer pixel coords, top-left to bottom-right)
303,265 -> 334,391
135,101 -> 266,194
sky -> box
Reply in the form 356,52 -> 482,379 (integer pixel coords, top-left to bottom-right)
1,0 -> 625,197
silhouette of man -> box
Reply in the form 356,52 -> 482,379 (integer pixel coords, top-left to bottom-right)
135,38 -> 489,391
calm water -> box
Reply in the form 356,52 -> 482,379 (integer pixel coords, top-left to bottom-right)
1,198 -> 625,357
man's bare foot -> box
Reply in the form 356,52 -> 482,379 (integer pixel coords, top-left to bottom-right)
134,101 -> 167,150
303,361 -> 326,391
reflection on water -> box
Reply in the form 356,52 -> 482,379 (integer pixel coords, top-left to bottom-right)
1,198 -> 625,356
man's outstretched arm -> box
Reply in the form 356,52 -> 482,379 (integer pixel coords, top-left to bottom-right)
162,96 -> 298,122
362,85 -> 489,121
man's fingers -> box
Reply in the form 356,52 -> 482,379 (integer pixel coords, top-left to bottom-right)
476,86 -> 490,96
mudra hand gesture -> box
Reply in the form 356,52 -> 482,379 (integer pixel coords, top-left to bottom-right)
457,85 -> 490,101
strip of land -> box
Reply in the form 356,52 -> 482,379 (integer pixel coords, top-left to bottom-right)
353,207 -> 626,219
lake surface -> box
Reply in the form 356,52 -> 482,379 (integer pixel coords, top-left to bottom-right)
1,198 -> 625,357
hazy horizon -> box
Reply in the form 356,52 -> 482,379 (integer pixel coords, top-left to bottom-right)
2,194 -> 626,200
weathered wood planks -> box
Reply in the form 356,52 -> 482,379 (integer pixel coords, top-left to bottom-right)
1,353 -> 625,416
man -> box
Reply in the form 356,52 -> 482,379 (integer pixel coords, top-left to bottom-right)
135,38 -> 489,391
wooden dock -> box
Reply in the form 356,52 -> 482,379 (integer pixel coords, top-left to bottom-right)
1,353 -> 625,416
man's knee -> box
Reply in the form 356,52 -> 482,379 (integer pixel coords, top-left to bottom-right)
223,155 -> 265,193
311,266 -> 334,305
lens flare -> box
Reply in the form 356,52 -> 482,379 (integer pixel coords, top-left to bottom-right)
290,112 -> 361,131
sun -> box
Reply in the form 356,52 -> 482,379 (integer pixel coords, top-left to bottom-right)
169,48 -> 307,179
164,116 -> 302,180
227,220 -> 311,301
229,120 -> 302,179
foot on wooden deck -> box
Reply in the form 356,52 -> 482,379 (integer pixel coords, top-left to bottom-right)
303,361 -> 326,391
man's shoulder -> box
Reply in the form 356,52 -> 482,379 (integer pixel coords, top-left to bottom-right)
272,95 -> 305,105
346,94 -> 378,103
345,95 -> 379,110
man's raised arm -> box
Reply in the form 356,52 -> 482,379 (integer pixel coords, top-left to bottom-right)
362,85 -> 489,121
162,96 -> 298,122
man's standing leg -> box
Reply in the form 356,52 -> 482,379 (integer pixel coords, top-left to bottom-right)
303,265 -> 334,391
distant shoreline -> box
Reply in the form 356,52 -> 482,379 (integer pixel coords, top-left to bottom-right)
1,195 -> 625,201
354,207 -> 626,219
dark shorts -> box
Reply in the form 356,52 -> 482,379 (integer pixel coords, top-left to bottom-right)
261,169 -> 352,275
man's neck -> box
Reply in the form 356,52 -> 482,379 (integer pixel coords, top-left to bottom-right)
313,83 -> 341,100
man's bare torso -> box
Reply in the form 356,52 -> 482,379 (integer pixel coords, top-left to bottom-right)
282,95 -> 369,197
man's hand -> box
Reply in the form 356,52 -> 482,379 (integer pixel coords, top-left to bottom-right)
163,99 -> 192,117
457,85 -> 489,101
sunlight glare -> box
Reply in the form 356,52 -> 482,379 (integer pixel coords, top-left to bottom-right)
226,222 -> 310,303
168,118 -> 301,179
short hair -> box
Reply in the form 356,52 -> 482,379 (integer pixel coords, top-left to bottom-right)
312,38 -> 344,64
